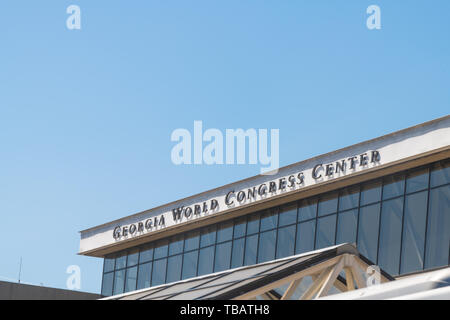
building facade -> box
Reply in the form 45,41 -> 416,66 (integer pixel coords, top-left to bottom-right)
78,116 -> 450,297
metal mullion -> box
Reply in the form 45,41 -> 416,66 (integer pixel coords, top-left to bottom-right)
398,172 -> 409,275
422,167 -> 432,271
376,176 -> 386,265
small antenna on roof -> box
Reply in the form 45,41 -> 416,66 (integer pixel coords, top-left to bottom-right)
18,257 -> 22,283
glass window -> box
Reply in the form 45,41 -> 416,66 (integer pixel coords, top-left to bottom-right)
231,238 -> 245,268
151,258 -> 167,286
383,174 -> 405,200
276,225 -> 296,259
360,180 -> 382,206
357,203 -> 380,263
101,272 -> 114,296
279,203 -> 297,227
127,249 -> 139,267
169,235 -> 184,256
115,253 -> 127,270
247,213 -> 260,235
154,240 -> 169,260
124,266 -> 137,293
198,246 -> 214,276
166,255 -> 182,283
200,225 -> 216,248
298,198 -> 317,221
244,234 -> 258,266
258,230 -> 276,263
336,209 -> 358,245
296,220 -> 316,254
260,208 -> 278,231
214,241 -> 232,272
182,251 -> 198,280
339,187 -> 360,211
318,193 -> 338,216
431,161 -> 450,187
113,269 -> 125,295
401,191 -> 428,274
103,256 -> 115,273
184,231 -> 200,251
316,215 -> 336,249
378,197 -> 403,275
406,168 -> 429,194
217,221 -> 233,243
137,262 -> 152,290
425,185 -> 450,269
233,217 -> 246,238
139,245 -> 153,263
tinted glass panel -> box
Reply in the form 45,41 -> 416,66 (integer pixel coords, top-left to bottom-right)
113,269 -> 125,295
296,220 -> 316,254
233,217 -> 246,238
214,241 -> 232,272
104,257 -> 115,273
115,253 -> 127,270
217,221 -> 233,243
316,215 -> 336,249
151,258 -> 167,286
406,168 -> 429,194
336,209 -> 358,245
258,230 -> 276,263
247,213 -> 260,235
401,191 -> 428,274
154,240 -> 169,260
431,161 -> 450,187
425,186 -> 450,269
279,203 -> 297,227
357,203 -> 380,263
260,208 -> 278,231
127,249 -> 139,267
137,263 -> 152,290
318,193 -> 338,216
139,245 -> 153,263
244,234 -> 258,266
184,231 -> 200,251
360,180 -> 381,206
169,235 -> 184,256
231,238 -> 245,268
101,272 -> 114,296
182,251 -> 198,280
198,246 -> 215,276
276,225 -> 296,259
166,255 -> 182,283
383,175 -> 405,200
298,198 -> 317,221
124,266 -> 137,293
200,226 -> 216,248
339,187 -> 359,211
378,197 -> 403,275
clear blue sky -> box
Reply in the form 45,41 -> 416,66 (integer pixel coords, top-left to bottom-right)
0,1 -> 449,293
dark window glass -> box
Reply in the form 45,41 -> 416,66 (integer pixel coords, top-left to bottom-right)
231,238 -> 245,268
318,193 -> 338,216
217,221 -> 233,243
113,269 -> 125,295
244,234 -> 258,266
169,235 -> 184,256
182,251 -> 198,280
336,209 -> 358,245
378,197 -> 403,275
124,266 -> 137,293
115,253 -> 127,270
298,198 -> 317,221
184,231 -> 200,251
383,175 -> 405,200
154,240 -> 169,260
200,225 -> 216,248
139,245 -> 153,263
316,215 -> 336,249
360,180 -> 382,206
406,168 -> 429,194
357,203 -> 380,263
260,208 -> 278,231
137,262 -> 152,290
425,185 -> 450,269
431,161 -> 450,187
339,187 -> 360,211
296,220 -> 316,254
101,272 -> 114,296
166,255 -> 182,283
247,213 -> 260,235
103,256 -> 115,273
233,217 -> 246,238
401,191 -> 428,274
258,230 -> 277,263
214,241 -> 232,272
279,203 -> 297,227
127,249 -> 139,267
198,246 -> 214,276
151,258 -> 167,286
276,225 -> 296,259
